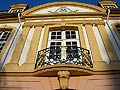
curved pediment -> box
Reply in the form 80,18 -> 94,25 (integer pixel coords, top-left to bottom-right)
32,6 -> 96,14
22,2 -> 106,15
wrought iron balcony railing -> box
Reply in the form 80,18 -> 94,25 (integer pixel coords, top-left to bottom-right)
35,46 -> 93,69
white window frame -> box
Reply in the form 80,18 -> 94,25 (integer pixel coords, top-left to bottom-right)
0,30 -> 11,52
47,30 -> 80,48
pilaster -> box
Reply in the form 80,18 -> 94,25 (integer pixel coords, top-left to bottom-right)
25,26 -> 42,64
78,24 -> 86,48
97,24 -> 118,61
85,24 -> 103,62
9,26 -> 30,63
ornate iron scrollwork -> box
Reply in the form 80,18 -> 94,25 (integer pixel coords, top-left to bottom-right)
35,46 -> 93,69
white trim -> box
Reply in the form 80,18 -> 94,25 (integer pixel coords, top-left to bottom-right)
18,27 -> 34,66
37,27 -> 45,51
5,24 -> 23,64
105,22 -> 120,59
26,18 -> 102,22
82,25 -> 90,50
35,27 -> 44,64
47,30 -> 80,47
93,25 -> 110,64
107,9 -> 110,21
0,32 -> 4,39
82,24 -> 93,62
106,21 -> 120,48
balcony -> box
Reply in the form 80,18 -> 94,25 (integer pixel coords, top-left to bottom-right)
34,46 -> 93,76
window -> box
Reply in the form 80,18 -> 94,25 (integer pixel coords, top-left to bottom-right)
51,31 -> 62,39
115,25 -> 120,34
10,9 -> 23,13
47,28 -> 80,62
48,30 -> 79,47
66,31 -> 76,39
103,5 -> 116,9
0,30 -> 11,52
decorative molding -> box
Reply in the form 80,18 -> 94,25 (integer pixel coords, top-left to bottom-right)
48,7 -> 79,13
32,6 -> 96,14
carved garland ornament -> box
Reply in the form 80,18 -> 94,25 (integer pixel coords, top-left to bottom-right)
48,7 -> 79,13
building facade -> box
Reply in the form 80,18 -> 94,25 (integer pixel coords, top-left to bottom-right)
0,0 -> 120,90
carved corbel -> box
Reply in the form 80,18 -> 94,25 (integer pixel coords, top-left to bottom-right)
58,71 -> 70,90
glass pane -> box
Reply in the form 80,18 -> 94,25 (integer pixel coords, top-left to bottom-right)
66,35 -> 70,39
71,31 -> 75,34
66,42 -> 71,46
71,35 -> 76,39
57,36 -> 61,39
0,31 -> 11,41
51,36 -> 56,39
50,42 -> 55,46
56,42 -> 61,46
66,31 -> 70,35
57,32 -> 61,35
0,39 -> 4,41
4,32 -> 8,35
65,30 -> 77,39
0,31 -> 11,53
0,43 -> 5,52
66,31 -> 70,39
71,31 -> 76,39
51,32 -> 56,35
49,41 -> 61,59
72,42 -> 77,46
2,35 -> 6,38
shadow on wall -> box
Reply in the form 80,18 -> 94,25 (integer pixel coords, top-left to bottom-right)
107,38 -> 120,90
0,68 -> 6,90
98,23 -> 120,90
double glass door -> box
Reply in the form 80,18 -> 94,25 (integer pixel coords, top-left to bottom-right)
47,30 -> 80,62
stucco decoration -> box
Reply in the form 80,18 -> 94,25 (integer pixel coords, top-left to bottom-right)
33,6 -> 95,14
58,71 -> 70,89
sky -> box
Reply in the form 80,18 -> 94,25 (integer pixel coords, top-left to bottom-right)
0,0 -> 120,11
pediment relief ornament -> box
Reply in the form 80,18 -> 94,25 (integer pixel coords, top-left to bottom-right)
48,7 -> 79,13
